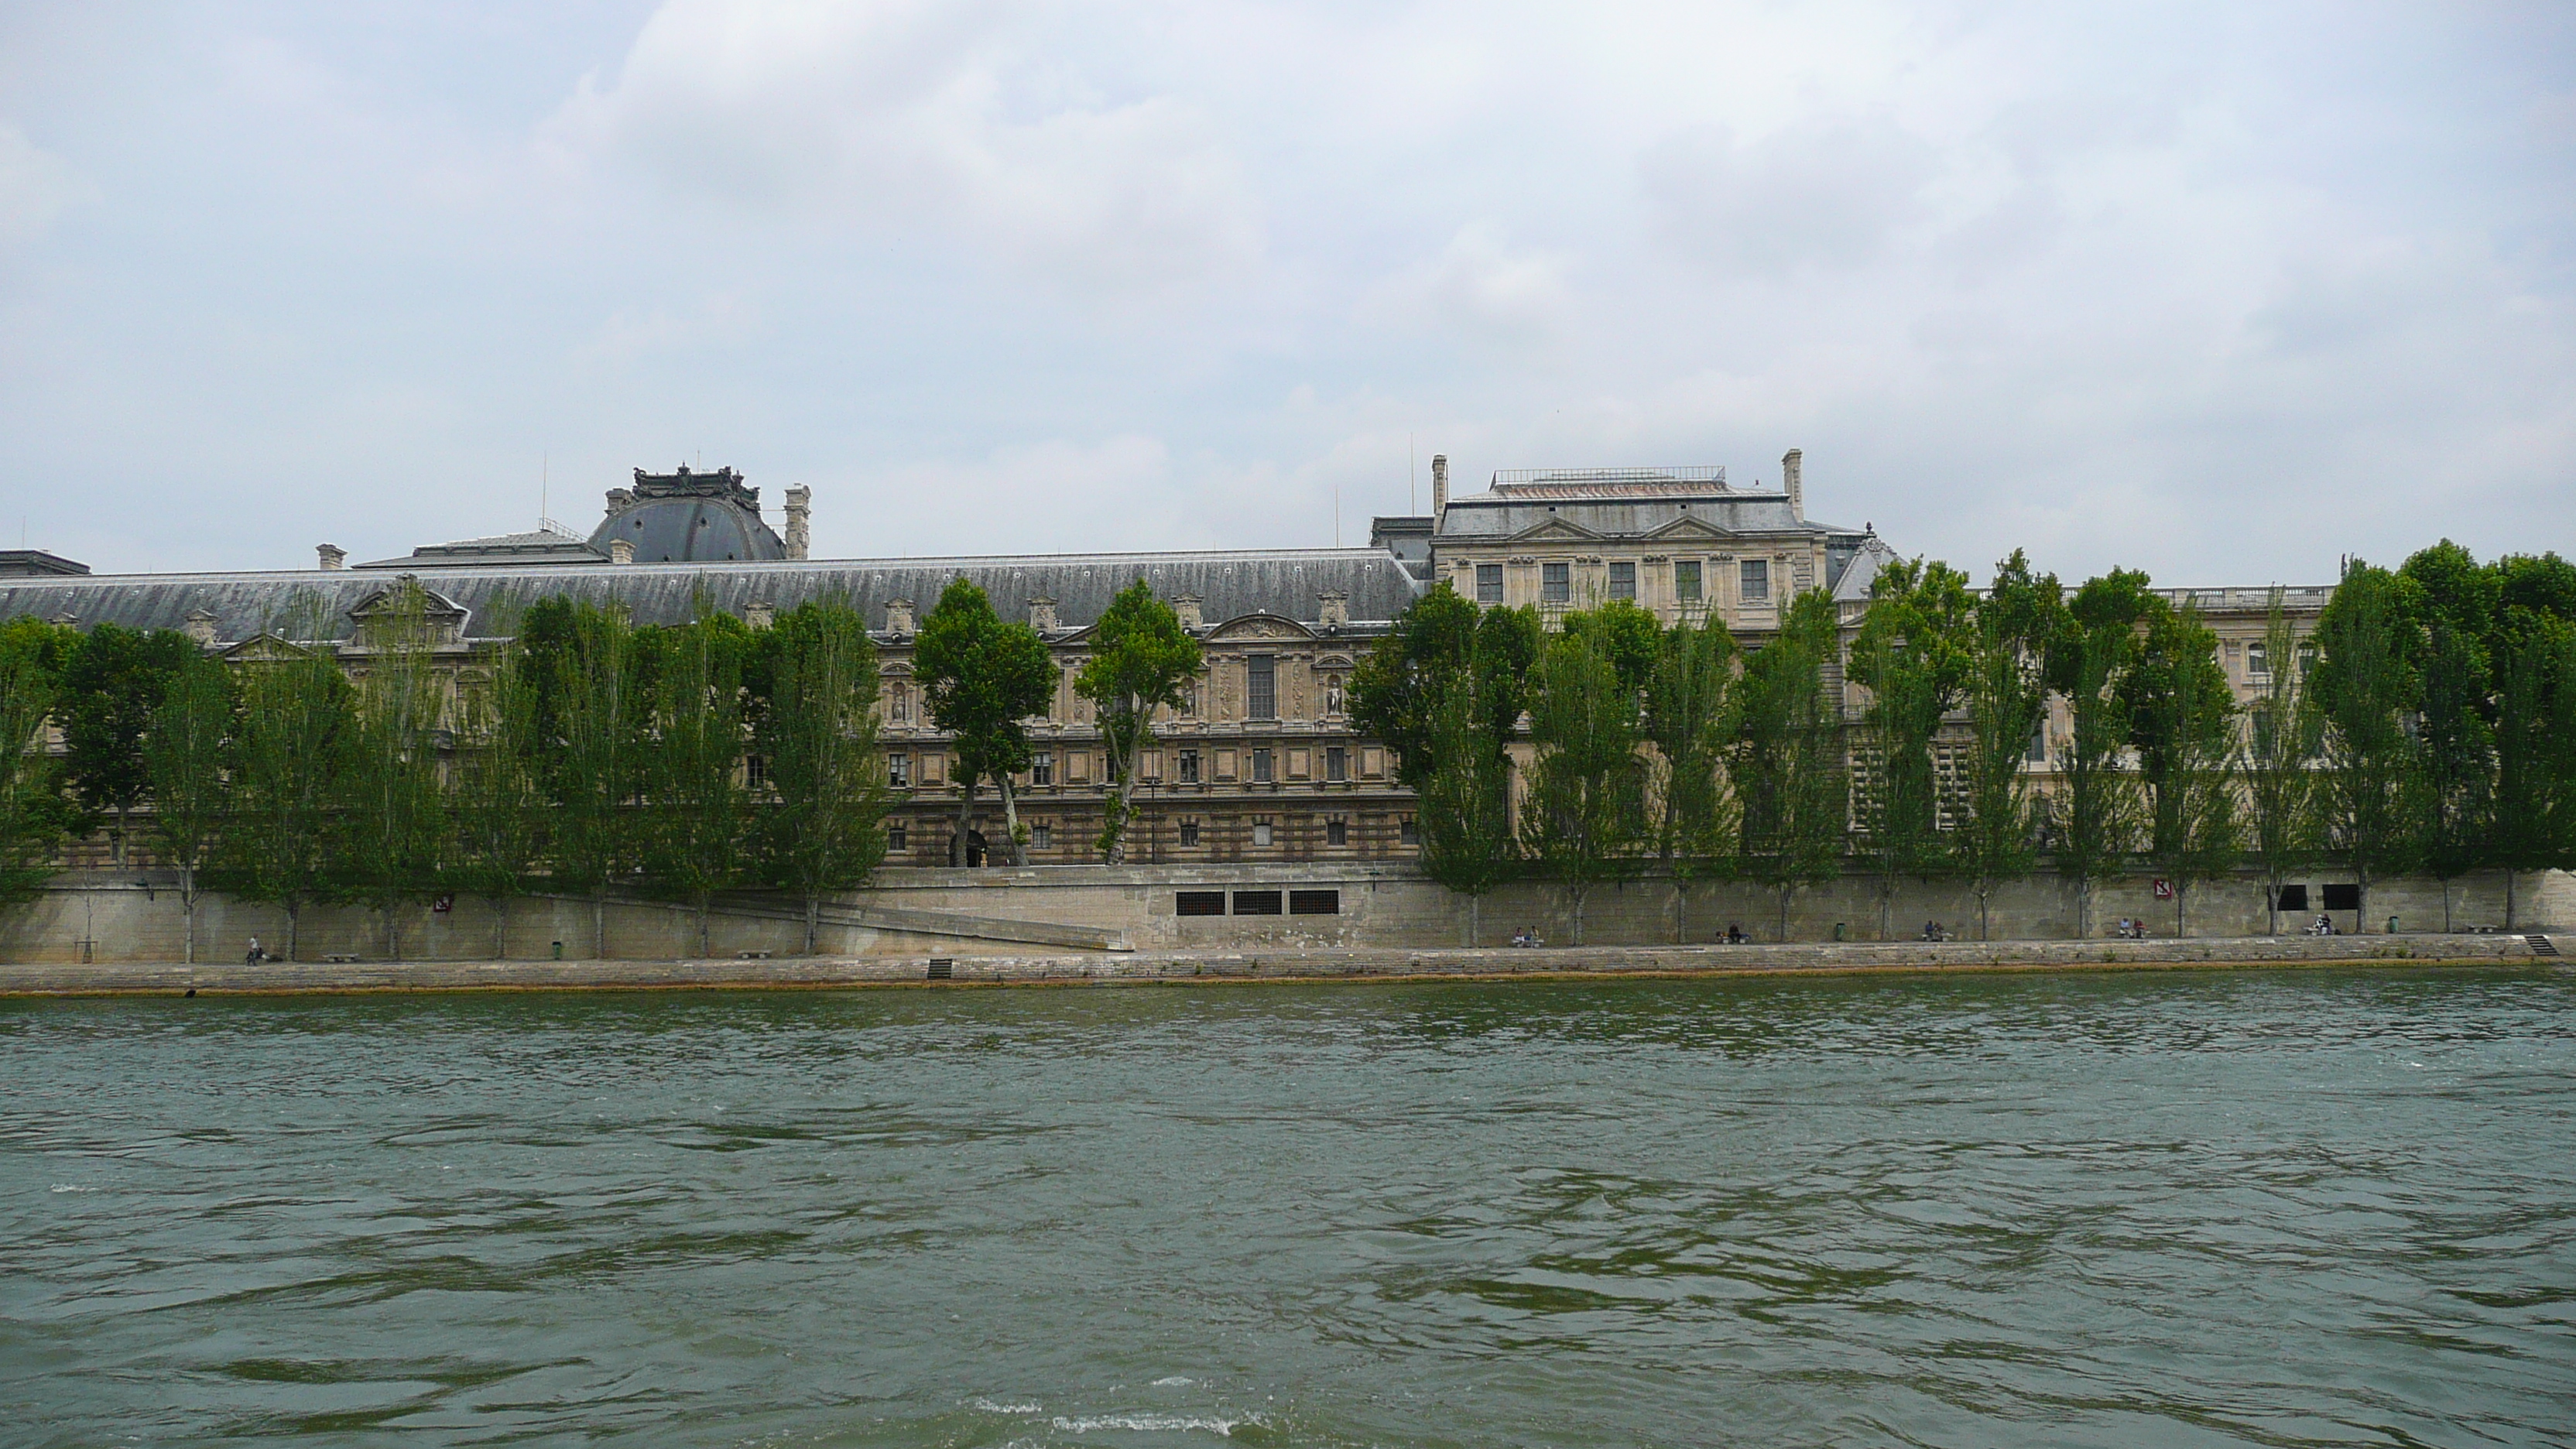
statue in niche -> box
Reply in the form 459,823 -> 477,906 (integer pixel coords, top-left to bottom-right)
1324,675 -> 1345,718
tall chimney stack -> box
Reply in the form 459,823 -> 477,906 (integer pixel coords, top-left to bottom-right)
317,543 -> 346,571
783,485 -> 811,560
1431,454 -> 1449,525
1781,448 -> 1803,519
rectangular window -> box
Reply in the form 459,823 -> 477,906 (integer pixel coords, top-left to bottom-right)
1029,822 -> 1052,849
745,755 -> 767,790
2276,883 -> 2308,912
887,824 -> 906,852
1252,818 -> 1274,847
889,752 -> 910,787
1325,817 -> 1347,846
2297,643 -> 2317,676
1542,562 -> 1571,603
1233,889 -> 1283,915
1177,889 -> 1225,916
1290,889 -> 1341,915
1608,560 -> 1636,599
2026,725 -> 2047,764
1178,749 -> 1200,784
1030,752 -> 1053,786
1739,559 -> 1771,603
1675,560 -> 1702,602
2321,883 -> 2360,912
1179,818 -> 1201,846
1324,745 -> 1348,782
1399,816 -> 1419,846
1476,564 -> 1503,604
1248,656 -> 1276,719
1252,748 -> 1274,783
2247,642 -> 2270,677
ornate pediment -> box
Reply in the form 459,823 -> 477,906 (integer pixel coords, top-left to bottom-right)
1641,515 -> 1738,544
220,632 -> 321,663
1204,611 -> 1319,642
1504,517 -> 1605,544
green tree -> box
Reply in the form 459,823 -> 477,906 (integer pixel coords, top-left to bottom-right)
449,640 -> 547,959
142,647 -> 231,963
754,600 -> 891,952
1350,582 -> 1485,789
2126,598 -> 2239,937
1415,672 -> 1519,947
642,612 -> 755,956
337,581 -> 450,961
1559,597 -> 1663,694
2048,570 -> 2153,937
2398,542 -> 2501,931
1519,629 -> 1647,946
1732,589 -> 1848,940
1074,580 -> 1202,863
915,578 -> 1055,867
2489,552 -> 2576,926
1848,557 -> 1976,939
0,618 -> 80,905
525,598 -> 646,957
57,622 -> 198,866
1642,612 -> 1739,940
2311,560 -> 2420,931
214,613 -> 355,961
1951,552 -> 2062,940
2242,590 -> 2321,933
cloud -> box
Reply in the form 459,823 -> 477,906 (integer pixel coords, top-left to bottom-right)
1363,223 -> 1574,344
1639,117 -> 1937,276
0,123 -> 92,243
539,0 -> 1262,293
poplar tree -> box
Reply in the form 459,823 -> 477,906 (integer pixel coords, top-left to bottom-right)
1732,589 -> 1848,941
2311,561 -> 2420,931
1848,557 -> 1975,939
915,578 -> 1053,866
2399,542 -> 2499,932
2126,598 -> 2239,937
2489,551 -> 2576,927
450,640 -> 546,959
2242,590 -> 2321,933
526,598 -> 645,958
142,648 -> 231,963
642,613 -> 754,957
1643,613 -> 1738,940
215,606 -> 355,961
1075,580 -> 1202,863
2049,570 -> 2152,937
1951,551 -> 2062,941
1519,629 -> 1646,946
1416,673 -> 1518,947
754,600 -> 890,953
57,623 -> 197,866
337,581 -> 450,961
0,618 -> 77,905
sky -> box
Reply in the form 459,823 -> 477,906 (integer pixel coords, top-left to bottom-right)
1,1 -> 2570,587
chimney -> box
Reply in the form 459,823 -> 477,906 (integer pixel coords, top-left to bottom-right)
317,543 -> 346,571
1781,448 -> 1803,519
609,537 -> 635,565
1173,594 -> 1204,631
744,599 -> 775,629
1431,454 -> 1449,525
182,608 -> 219,646
1317,590 -> 1349,631
1026,596 -> 1058,633
783,485 -> 811,560
885,598 -> 915,635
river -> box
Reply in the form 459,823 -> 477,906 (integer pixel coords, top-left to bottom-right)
5,968 -> 2573,1446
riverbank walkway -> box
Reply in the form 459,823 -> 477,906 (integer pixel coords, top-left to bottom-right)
0,932 -> 2561,995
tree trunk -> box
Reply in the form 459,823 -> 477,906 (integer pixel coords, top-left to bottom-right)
493,896 -> 510,960
806,895 -> 820,955
114,807 -> 128,866
1673,880 -> 1687,944
2077,877 -> 2091,939
2441,880 -> 2452,933
697,900 -> 711,957
385,906 -> 401,963
285,902 -> 300,963
2506,870 -> 2517,929
180,868 -> 196,965
1978,887 -> 1990,943
2266,878 -> 2278,936
1569,886 -> 1587,947
1000,776 -> 1029,865
593,889 -> 608,959
2175,884 -> 2185,940
2358,875 -> 2370,933
954,776 -> 975,865
1777,883 -> 1791,943
1467,892 -> 1478,950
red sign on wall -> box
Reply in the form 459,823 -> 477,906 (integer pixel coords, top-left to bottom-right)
2151,879 -> 2174,899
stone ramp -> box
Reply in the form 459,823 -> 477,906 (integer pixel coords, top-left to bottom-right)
546,890 -> 1133,954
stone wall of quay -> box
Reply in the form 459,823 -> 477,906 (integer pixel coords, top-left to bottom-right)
1,863 -> 2568,967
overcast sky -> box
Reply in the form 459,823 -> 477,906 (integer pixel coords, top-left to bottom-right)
2,2 -> 2569,586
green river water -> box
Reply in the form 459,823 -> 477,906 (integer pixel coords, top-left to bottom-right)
4,968 -> 2573,1447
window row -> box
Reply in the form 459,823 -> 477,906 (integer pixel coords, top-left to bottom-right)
1477,557 -> 1770,605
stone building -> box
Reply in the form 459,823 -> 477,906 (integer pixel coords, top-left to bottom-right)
0,452 -> 2338,872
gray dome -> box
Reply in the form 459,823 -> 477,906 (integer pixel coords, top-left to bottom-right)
589,465 -> 788,564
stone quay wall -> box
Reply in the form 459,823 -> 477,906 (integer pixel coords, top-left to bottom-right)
0,863 -> 2567,968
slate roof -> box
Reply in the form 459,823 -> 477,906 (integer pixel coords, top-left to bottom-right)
0,548 -> 1427,644
358,528 -> 609,569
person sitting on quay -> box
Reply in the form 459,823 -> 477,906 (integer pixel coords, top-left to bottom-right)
245,936 -> 265,964
1725,923 -> 1748,944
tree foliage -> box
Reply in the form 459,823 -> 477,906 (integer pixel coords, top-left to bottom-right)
1731,590 -> 1847,940
1519,628 -> 1647,946
915,577 -> 1053,865
755,599 -> 891,951
1074,580 -> 1202,862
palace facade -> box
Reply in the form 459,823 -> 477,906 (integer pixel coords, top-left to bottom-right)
0,457 -> 2333,868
